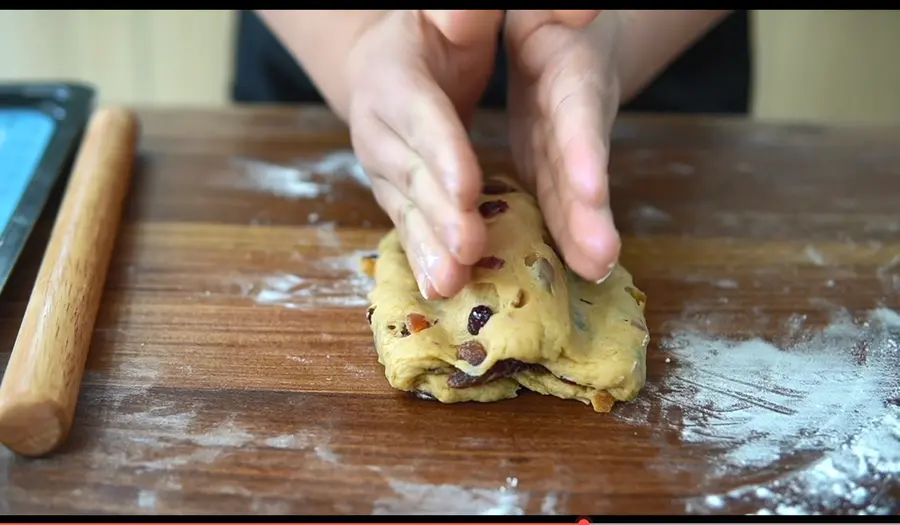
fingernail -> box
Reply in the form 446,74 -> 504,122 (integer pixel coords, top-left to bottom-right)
414,248 -> 442,300
595,261 -> 616,284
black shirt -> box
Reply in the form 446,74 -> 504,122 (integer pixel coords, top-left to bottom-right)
232,11 -> 751,115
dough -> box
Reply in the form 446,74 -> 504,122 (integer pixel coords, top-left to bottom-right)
362,174 -> 649,412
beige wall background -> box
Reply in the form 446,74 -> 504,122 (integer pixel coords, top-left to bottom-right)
2,10 -> 900,124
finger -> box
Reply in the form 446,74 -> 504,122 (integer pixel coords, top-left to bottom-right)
544,103 -> 621,280
351,107 -> 487,265
550,10 -> 602,29
423,10 -> 504,46
534,168 -> 613,282
370,177 -> 472,299
532,39 -> 620,276
372,65 -> 483,215
542,62 -> 614,207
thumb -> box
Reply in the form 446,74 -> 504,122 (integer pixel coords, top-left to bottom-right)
422,10 -> 505,46
551,10 -> 602,29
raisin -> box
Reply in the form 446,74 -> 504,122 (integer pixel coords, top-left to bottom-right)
457,341 -> 487,366
399,325 -> 411,337
412,390 -> 437,401
406,313 -> 432,334
475,256 -> 505,269
366,306 -> 376,324
478,200 -> 509,219
579,298 -> 593,305
482,179 -> 515,195
467,305 -> 494,335
448,359 -> 540,388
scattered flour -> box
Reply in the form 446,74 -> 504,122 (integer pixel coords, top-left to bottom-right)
245,249 -> 372,310
223,151 -> 368,200
804,245 -> 827,266
620,307 -> 900,515
137,490 -> 157,510
373,477 -> 527,515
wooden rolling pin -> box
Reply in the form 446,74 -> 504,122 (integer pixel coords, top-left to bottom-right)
0,107 -> 138,457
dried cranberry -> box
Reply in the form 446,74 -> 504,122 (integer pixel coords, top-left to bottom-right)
478,200 -> 509,219
482,179 -> 515,195
467,305 -> 494,335
475,256 -> 505,270
406,313 -> 432,333
457,341 -> 487,366
366,306 -> 376,324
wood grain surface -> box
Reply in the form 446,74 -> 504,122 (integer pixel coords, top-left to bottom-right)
1,106 -> 898,515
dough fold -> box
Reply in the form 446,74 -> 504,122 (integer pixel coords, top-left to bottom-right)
363,174 -> 649,412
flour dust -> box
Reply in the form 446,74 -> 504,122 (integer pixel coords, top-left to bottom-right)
241,248 -> 373,310
616,307 -> 900,515
222,150 -> 369,200
373,477 -> 527,515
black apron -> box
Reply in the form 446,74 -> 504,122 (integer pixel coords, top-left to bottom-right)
232,11 -> 751,115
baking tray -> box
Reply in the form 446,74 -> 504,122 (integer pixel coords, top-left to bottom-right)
0,82 -> 95,295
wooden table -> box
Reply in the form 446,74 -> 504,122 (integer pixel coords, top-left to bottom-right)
1,106 -> 898,515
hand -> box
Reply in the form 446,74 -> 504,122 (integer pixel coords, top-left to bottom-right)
505,10 -> 623,283
345,10 -> 504,299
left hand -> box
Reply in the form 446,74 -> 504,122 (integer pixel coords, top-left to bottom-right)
505,10 -> 623,283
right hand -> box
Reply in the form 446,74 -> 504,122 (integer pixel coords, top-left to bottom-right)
345,10 -> 505,300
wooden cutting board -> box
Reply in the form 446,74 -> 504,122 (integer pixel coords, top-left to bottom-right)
0,107 -> 897,515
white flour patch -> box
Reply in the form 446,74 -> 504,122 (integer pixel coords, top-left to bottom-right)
540,492 -> 559,514
287,355 -> 311,365
315,221 -> 341,248
804,245 -> 827,266
228,159 -> 329,200
668,162 -> 695,175
373,477 -> 527,515
683,275 -> 740,290
192,419 -> 256,448
314,444 -> 340,464
264,433 -> 313,450
138,490 -> 157,510
224,151 -> 370,200
246,249 -> 373,310
629,204 -> 672,224
620,307 -> 900,514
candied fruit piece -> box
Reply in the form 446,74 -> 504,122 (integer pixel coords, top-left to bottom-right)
361,254 -> 377,277
406,313 -> 432,334
625,286 -> 647,307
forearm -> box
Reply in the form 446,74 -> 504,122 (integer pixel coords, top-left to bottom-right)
256,10 -> 388,120
613,10 -> 733,103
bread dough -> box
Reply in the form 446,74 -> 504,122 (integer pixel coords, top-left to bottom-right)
363,174 -> 649,412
